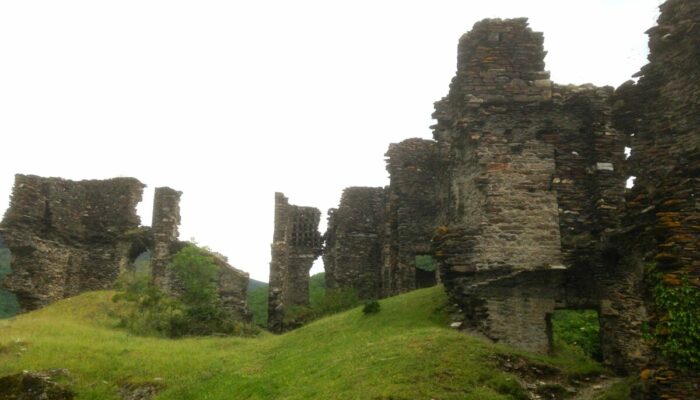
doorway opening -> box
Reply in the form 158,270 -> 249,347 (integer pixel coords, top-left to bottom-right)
549,309 -> 602,360
415,255 -> 438,289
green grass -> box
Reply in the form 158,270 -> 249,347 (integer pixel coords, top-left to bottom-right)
0,286 -> 615,399
247,273 -> 328,327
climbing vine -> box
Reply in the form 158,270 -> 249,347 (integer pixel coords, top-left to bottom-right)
649,267 -> 700,371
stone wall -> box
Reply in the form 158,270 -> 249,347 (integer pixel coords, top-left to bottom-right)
382,138 -> 442,296
431,18 -> 639,369
323,187 -> 385,299
151,187 -> 183,292
0,175 -> 251,322
612,0 -> 700,396
323,139 -> 442,300
268,192 -> 322,332
0,174 -> 144,310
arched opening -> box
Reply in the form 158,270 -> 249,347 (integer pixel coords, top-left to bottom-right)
133,250 -> 151,274
415,254 -> 438,289
0,234 -> 20,318
549,308 -> 602,361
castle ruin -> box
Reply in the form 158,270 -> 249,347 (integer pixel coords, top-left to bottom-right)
267,192 -> 323,332
0,174 -> 250,320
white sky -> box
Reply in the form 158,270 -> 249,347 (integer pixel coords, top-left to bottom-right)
0,0 -> 662,282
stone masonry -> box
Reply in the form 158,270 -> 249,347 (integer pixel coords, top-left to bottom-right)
0,174 -> 144,310
612,0 -> 700,396
431,18 -> 637,365
268,192 -> 322,332
151,187 -> 183,292
0,174 -> 250,321
323,139 -> 442,300
324,187 -> 386,300
382,138 -> 442,297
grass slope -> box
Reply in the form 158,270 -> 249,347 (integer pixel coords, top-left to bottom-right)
0,286 -> 612,399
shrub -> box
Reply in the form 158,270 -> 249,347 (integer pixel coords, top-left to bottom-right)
362,300 -> 380,315
112,268 -> 188,337
113,244 -> 258,337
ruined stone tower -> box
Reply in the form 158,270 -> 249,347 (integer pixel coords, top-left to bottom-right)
268,192 -> 322,332
432,18 -> 634,365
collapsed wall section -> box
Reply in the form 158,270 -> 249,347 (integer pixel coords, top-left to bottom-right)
268,192 -> 322,332
323,187 -> 385,299
0,174 -> 144,310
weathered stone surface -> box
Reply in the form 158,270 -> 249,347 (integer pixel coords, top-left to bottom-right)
431,18 -> 635,369
0,174 -> 144,311
213,251 -> 252,321
0,175 -> 250,322
150,187 -> 183,293
324,187 -> 385,300
382,138 -> 442,296
612,0 -> 700,397
268,192 -> 322,332
323,139 -> 442,300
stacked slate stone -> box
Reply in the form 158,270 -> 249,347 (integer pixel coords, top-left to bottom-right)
0,175 -> 252,323
212,252 -> 252,322
267,193 -> 322,333
432,18 -> 637,366
612,0 -> 700,396
383,138 -> 442,296
323,187 -> 385,300
0,174 -> 145,310
151,187 -> 183,292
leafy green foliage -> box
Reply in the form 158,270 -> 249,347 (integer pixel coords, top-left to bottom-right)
247,284 -> 268,326
551,310 -> 601,360
362,300 -> 380,315
0,246 -> 20,319
308,272 -> 326,308
653,274 -> 700,370
415,255 -> 437,272
112,268 -> 188,337
113,244 -> 257,337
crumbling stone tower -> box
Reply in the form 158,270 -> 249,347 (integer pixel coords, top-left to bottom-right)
324,187 -> 386,299
268,192 -> 322,332
432,18 -> 633,364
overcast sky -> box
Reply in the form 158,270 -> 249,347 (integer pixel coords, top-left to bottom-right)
0,0 -> 662,282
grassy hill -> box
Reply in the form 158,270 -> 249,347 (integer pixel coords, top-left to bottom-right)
0,286 -> 629,399
247,273 -> 327,327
